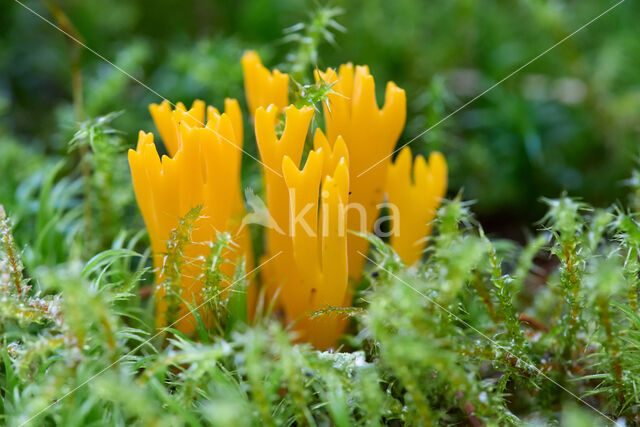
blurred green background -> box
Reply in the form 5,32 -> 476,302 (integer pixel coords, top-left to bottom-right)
2,0 -> 639,240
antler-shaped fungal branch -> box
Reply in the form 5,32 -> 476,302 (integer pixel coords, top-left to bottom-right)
148,99 -> 243,157
242,50 -> 290,115
253,104 -> 314,309
282,138 -> 350,349
386,147 -> 447,265
129,99 -> 252,333
315,64 -> 406,278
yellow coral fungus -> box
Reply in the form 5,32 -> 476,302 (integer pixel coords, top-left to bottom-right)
252,102 -> 354,347
130,51 -> 448,349
386,147 -> 447,265
315,64 -> 406,279
241,50 -> 289,115
253,105 -> 314,310
282,142 -> 350,349
129,99 -> 252,334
